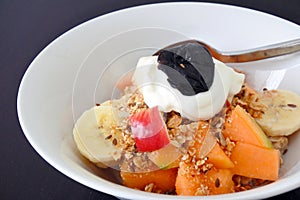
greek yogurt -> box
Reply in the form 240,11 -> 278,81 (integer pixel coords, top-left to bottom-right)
132,56 -> 245,121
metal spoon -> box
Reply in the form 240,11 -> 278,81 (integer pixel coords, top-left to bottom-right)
159,38 -> 300,63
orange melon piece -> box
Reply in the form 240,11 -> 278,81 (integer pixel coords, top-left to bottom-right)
195,121 -> 234,169
230,142 -> 280,181
120,168 -> 178,192
176,162 -> 234,195
207,143 -> 234,169
223,105 -> 273,148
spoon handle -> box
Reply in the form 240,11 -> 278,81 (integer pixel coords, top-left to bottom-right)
213,38 -> 300,63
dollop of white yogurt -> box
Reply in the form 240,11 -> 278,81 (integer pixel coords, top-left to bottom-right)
132,56 -> 244,121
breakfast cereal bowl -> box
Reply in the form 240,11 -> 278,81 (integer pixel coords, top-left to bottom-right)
17,2 -> 300,199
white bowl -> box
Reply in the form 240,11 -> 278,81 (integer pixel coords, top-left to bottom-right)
17,2 -> 300,200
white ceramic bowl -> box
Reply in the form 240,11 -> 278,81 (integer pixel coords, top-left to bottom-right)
17,2 -> 300,199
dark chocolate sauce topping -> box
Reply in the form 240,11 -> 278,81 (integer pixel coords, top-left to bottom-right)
156,42 -> 215,96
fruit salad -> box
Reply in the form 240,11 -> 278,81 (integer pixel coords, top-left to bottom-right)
73,41 -> 300,195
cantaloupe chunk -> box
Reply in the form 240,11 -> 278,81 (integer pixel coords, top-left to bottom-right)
120,167 -> 178,193
207,143 -> 234,169
223,105 -> 273,148
230,142 -> 280,181
176,162 -> 234,195
195,121 -> 234,169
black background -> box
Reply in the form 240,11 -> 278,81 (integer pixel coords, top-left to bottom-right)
1,0 -> 300,199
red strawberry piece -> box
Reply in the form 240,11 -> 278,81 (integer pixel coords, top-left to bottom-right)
130,106 -> 170,152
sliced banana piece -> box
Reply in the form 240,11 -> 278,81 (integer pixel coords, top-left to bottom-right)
73,100 -> 121,167
256,90 -> 300,136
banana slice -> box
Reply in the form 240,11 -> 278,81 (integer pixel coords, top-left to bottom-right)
256,90 -> 300,136
73,100 -> 121,168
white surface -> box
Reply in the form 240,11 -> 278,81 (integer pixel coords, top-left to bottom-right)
17,2 -> 300,200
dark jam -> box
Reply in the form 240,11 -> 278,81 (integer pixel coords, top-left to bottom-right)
156,42 -> 215,96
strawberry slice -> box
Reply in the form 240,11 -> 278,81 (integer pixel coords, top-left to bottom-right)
130,106 -> 170,152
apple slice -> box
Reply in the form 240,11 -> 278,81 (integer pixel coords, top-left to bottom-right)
148,143 -> 182,169
130,106 -> 170,152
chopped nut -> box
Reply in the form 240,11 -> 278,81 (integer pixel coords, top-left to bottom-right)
188,148 -> 196,156
182,154 -> 190,161
166,111 -> 182,128
196,159 -> 205,166
195,184 -> 210,195
144,183 -> 155,192
223,138 -> 235,157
